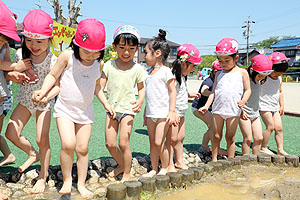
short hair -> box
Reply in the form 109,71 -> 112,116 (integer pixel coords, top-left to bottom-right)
113,33 -> 139,46
272,62 -> 288,72
69,40 -> 104,62
144,29 -> 170,64
247,65 -> 259,84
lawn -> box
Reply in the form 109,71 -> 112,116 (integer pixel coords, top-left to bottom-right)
0,82 -> 299,174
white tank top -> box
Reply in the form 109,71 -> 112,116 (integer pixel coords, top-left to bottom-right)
53,50 -> 100,124
212,69 -> 244,118
259,76 -> 281,112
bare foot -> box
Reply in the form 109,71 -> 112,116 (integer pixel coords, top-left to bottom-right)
31,178 -> 46,194
18,152 -> 39,173
278,150 -> 289,156
174,163 -> 188,170
59,180 -> 72,195
260,148 -> 275,155
77,185 -> 93,199
218,149 -> 227,156
0,153 -> 16,167
168,166 -> 177,173
121,173 -> 133,182
108,167 -> 123,178
157,168 -> 168,175
142,170 -> 157,178
0,191 -> 8,200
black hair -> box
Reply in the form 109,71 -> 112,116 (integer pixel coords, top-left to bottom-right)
113,33 -> 139,46
0,33 -> 13,42
69,40 -> 104,62
144,29 -> 170,64
247,65 -> 259,84
171,56 -> 189,86
21,36 -> 53,59
272,62 -> 288,72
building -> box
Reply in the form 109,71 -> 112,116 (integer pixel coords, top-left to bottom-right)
270,37 -> 300,67
137,37 -> 180,67
238,48 -> 273,66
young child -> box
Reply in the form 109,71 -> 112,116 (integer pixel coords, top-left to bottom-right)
239,54 -> 273,155
98,25 -> 145,182
5,9 -> 58,194
259,52 -> 289,155
143,29 -> 179,177
200,38 -> 251,162
192,60 -> 226,155
33,18 -> 105,198
166,44 -> 202,172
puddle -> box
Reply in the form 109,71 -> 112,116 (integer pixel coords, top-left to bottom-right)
160,165 -> 300,200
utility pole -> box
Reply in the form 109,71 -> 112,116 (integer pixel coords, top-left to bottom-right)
242,16 -> 255,66
35,0 -> 42,9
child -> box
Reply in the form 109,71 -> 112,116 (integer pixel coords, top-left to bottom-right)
98,25 -> 145,182
239,54 -> 273,155
166,44 -> 202,172
259,52 -> 289,155
5,9 -> 58,194
199,38 -> 251,162
192,60 -> 226,155
143,29 -> 179,177
33,18 -> 105,198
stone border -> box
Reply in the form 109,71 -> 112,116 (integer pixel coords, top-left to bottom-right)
0,153 -> 299,199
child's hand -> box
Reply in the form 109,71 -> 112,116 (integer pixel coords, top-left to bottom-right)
166,111 -> 180,126
32,90 -> 47,104
240,109 -> 249,120
104,104 -> 115,119
131,100 -> 142,113
25,68 -> 39,84
7,71 -> 30,85
279,106 -> 284,116
199,106 -> 208,114
189,93 -> 201,99
237,99 -> 246,109
15,58 -> 32,72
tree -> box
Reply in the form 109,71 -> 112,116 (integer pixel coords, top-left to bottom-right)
253,36 -> 296,48
47,0 -> 82,27
103,45 -> 115,63
197,55 -> 217,71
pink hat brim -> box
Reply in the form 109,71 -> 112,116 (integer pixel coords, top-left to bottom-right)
188,56 -> 203,65
0,30 -> 21,42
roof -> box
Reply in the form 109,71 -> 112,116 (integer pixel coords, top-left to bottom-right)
140,37 -> 180,47
270,37 -> 300,48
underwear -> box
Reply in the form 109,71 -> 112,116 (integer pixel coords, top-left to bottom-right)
107,112 -> 128,123
214,113 -> 239,120
271,111 -> 278,116
150,117 -> 158,123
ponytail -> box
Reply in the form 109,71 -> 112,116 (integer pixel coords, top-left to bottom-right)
172,56 -> 182,85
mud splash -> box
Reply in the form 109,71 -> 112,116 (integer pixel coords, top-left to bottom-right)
161,165 -> 300,200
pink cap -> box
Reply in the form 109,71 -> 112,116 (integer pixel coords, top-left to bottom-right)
212,59 -> 222,71
215,38 -> 238,56
269,52 -> 290,64
113,25 -> 140,43
0,0 -> 20,41
251,54 -> 273,75
21,9 -> 53,39
177,44 -> 202,64
73,18 -> 106,52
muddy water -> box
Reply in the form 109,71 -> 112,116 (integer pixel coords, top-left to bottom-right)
161,165 -> 300,200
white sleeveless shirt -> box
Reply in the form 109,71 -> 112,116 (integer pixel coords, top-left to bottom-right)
53,50 -> 100,124
212,69 -> 244,118
259,76 -> 281,112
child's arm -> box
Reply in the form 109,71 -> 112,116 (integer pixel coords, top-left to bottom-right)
166,78 -> 179,126
32,50 -> 69,102
33,80 -> 60,104
279,82 -> 284,116
131,82 -> 145,113
95,71 -> 115,118
238,69 -> 251,108
200,85 -> 211,97
6,71 -> 30,84
188,92 -> 201,99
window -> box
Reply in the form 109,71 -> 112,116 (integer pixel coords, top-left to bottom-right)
285,50 -> 295,57
170,48 -> 177,55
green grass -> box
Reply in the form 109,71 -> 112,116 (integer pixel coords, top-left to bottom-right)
0,82 -> 300,174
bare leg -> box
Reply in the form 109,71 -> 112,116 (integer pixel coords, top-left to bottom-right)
225,117 -> 239,158
239,118 -> 253,155
174,117 -> 188,170
211,114 -> 224,162
260,111 -> 275,155
0,191 -> 8,200
57,117 -> 76,195
251,117 -> 263,155
166,123 -> 178,172
273,112 -> 288,155
5,104 -> 39,172
118,115 -> 134,182
104,115 -> 123,177
193,110 -> 213,150
31,110 -> 51,193
75,123 -> 93,199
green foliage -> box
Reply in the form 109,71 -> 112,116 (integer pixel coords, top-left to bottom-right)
193,55 -> 217,74
103,45 -> 115,63
253,36 -> 296,48
9,48 -> 16,62
140,190 -> 153,200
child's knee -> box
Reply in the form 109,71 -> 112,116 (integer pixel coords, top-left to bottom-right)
243,137 -> 252,146
36,137 -> 50,148
105,142 -> 117,150
118,141 -> 129,151
61,141 -> 76,153
76,145 -> 88,156
225,135 -> 234,143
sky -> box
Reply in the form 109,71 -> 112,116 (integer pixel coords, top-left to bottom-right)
3,0 -> 300,55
